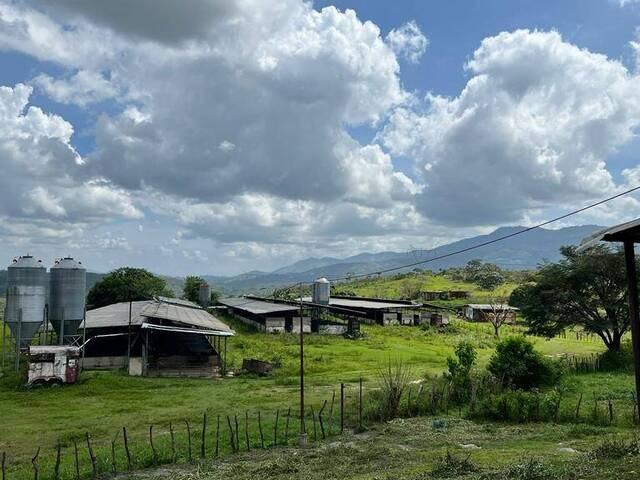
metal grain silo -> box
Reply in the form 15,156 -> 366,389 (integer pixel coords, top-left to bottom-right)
198,282 -> 211,308
49,257 -> 86,344
312,277 -> 330,305
5,255 -> 46,348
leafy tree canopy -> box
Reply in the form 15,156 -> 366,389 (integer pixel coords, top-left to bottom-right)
182,276 -> 220,305
510,245 -> 631,352
87,267 -> 173,309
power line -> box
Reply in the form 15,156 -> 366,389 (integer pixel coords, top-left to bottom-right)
276,183 -> 640,292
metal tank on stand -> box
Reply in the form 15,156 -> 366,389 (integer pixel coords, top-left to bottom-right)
2,255 -> 47,370
198,282 -> 211,308
49,257 -> 86,345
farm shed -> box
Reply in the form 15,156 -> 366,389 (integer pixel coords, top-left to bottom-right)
81,297 -> 233,378
219,297 -> 311,333
464,304 -> 518,323
303,295 -> 423,326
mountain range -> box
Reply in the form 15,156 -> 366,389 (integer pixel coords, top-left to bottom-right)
0,225 -> 604,297
201,224 -> 603,293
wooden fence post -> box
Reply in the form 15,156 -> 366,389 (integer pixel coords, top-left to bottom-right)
340,383 -> 345,433
31,447 -> 40,480
169,422 -> 177,463
73,440 -> 80,480
226,416 -> 236,453
310,406 -> 317,441
54,442 -> 61,480
234,415 -> 240,452
258,411 -> 265,448
575,392 -> 583,421
358,377 -> 363,431
608,398 -> 614,425
285,407 -> 293,446
273,409 -> 280,447
111,433 -> 118,475
185,420 -> 193,461
149,425 -> 158,465
86,433 -> 97,479
328,391 -> 335,435
123,427 -> 133,471
215,415 -> 220,458
1,451 -> 6,480
201,413 -> 208,459
319,400 -> 327,439
245,411 -> 251,451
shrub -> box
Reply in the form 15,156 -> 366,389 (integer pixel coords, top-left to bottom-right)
487,336 -> 560,390
598,340 -> 634,372
445,341 -> 476,403
494,457 -> 555,480
588,436 -> 640,459
431,451 -> 478,478
372,359 -> 412,421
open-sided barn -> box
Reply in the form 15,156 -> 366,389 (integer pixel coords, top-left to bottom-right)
82,297 -> 233,378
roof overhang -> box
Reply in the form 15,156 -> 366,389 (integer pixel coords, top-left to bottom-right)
141,323 -> 234,337
578,218 -> 640,252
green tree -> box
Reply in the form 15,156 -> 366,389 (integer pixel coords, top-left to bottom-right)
87,267 -> 173,308
510,245 -> 630,352
446,341 -> 477,402
463,260 -> 504,290
487,336 -> 558,390
183,276 -> 205,303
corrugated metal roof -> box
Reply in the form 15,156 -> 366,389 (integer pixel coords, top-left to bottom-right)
466,304 -> 518,310
155,296 -> 202,309
83,298 -> 233,334
579,218 -> 640,251
302,296 -> 421,310
141,301 -> 233,333
219,297 -> 299,315
83,300 -> 150,328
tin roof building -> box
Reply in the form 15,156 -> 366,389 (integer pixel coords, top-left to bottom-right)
82,297 -> 233,378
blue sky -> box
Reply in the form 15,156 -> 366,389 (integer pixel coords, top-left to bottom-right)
0,0 -> 639,276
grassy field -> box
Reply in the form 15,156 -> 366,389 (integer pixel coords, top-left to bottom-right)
333,271 -> 519,309
2,289 -> 637,479
136,417 -> 640,480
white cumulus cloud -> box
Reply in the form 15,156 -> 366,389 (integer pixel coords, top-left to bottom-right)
386,20 -> 428,63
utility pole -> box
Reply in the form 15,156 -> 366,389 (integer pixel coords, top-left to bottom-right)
299,282 -> 307,446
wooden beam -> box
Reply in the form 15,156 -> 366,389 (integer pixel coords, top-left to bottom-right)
624,240 -> 640,416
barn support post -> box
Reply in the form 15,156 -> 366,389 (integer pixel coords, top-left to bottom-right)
1,307 -> 6,370
624,240 -> 640,411
299,282 -> 307,446
59,308 -> 65,345
15,308 -> 22,372
127,299 -> 132,371
223,336 -> 227,376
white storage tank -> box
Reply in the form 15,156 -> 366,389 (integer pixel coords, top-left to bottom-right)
312,277 -> 330,305
4,255 -> 46,348
198,282 -> 211,308
49,257 -> 86,344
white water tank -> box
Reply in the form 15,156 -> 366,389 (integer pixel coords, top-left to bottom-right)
312,277 -> 330,305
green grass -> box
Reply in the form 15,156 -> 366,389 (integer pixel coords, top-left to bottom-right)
134,417 -> 640,480
0,295 -> 632,479
333,271 -> 519,309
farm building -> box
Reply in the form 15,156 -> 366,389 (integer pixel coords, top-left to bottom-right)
302,295 -> 423,326
81,296 -> 233,378
219,297 -> 312,333
463,304 -> 518,323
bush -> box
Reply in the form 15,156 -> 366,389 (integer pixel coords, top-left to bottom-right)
445,341 -> 476,403
598,341 -> 634,372
487,336 -> 560,390
588,436 -> 640,459
369,359 -> 412,421
431,451 -> 478,478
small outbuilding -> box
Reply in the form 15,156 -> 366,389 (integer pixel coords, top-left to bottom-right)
463,304 -> 518,323
82,296 -> 233,378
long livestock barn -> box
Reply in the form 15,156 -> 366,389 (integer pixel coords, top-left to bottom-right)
82,296 -> 233,378
304,295 -> 423,326
218,297 -> 311,333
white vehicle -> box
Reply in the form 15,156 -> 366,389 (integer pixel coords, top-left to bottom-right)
27,345 -> 80,386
